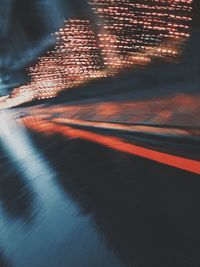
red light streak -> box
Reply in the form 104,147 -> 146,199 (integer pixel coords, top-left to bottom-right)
22,117 -> 200,175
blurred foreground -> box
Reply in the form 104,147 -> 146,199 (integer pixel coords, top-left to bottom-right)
0,90 -> 200,266
0,0 -> 200,266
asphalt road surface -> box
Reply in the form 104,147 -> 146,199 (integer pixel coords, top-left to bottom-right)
0,109 -> 200,267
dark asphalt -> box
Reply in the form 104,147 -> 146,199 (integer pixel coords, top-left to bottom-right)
0,114 -> 200,267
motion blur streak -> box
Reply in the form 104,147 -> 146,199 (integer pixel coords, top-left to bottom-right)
22,117 -> 200,175
18,93 -> 200,128
0,111 -> 56,188
52,117 -> 195,138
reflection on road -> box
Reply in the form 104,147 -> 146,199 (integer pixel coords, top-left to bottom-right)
0,108 -> 200,266
0,112 -> 125,267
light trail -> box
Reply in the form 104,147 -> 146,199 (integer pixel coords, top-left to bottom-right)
22,117 -> 200,175
52,117 -> 194,138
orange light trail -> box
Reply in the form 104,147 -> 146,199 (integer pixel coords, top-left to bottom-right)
22,117 -> 200,175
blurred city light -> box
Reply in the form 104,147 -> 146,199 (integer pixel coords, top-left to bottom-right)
0,0 -> 193,108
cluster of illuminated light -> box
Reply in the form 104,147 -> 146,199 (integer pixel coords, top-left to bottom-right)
24,20 -> 105,102
0,0 -> 192,108
29,20 -> 105,97
91,0 -> 192,71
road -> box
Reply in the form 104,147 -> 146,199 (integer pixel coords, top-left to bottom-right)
0,107 -> 200,267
